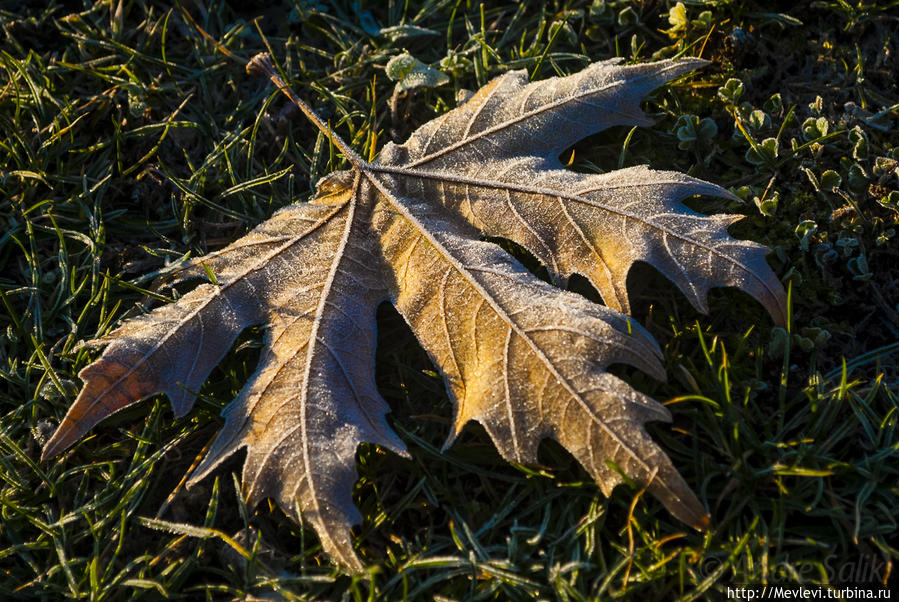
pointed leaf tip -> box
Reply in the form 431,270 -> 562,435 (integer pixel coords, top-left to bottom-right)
696,513 -> 712,531
41,427 -> 72,462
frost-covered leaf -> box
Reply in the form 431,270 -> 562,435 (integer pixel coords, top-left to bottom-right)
44,53 -> 786,572
386,51 -> 449,93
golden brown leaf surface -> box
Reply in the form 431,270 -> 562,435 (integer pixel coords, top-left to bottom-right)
44,54 -> 785,571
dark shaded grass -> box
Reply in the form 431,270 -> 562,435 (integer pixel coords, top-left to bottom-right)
1,1 -> 896,599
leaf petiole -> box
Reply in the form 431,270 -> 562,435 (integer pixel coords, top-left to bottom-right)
246,53 -> 365,168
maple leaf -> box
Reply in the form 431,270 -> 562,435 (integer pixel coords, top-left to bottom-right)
42,53 -> 786,572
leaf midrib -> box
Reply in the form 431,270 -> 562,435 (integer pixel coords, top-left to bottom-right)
367,163 -> 782,306
405,62 -> 691,168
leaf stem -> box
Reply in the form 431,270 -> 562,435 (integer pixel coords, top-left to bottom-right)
246,53 -> 365,168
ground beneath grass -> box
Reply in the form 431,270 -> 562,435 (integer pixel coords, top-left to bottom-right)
1,1 -> 897,599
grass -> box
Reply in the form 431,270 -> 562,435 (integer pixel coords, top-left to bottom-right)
1,0 -> 897,599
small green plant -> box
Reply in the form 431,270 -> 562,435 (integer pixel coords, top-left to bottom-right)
386,52 -> 449,93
